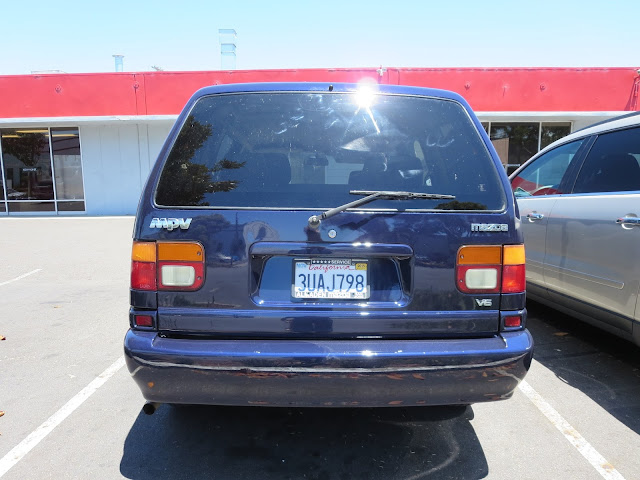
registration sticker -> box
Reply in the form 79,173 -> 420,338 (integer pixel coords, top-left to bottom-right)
292,259 -> 370,299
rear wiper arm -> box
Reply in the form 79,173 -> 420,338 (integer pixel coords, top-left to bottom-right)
308,190 -> 456,228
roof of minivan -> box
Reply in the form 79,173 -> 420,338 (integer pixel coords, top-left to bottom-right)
190,82 -> 469,105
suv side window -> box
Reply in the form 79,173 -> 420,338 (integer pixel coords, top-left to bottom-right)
511,139 -> 584,197
573,127 -> 640,193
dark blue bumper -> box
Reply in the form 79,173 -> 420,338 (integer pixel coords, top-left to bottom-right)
124,330 -> 533,407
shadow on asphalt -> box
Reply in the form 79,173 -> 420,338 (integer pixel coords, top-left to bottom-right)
526,300 -> 640,435
120,405 -> 487,480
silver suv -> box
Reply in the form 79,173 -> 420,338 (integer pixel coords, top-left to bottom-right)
510,112 -> 640,346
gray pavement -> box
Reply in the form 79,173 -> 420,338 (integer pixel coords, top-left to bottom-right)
0,217 -> 639,479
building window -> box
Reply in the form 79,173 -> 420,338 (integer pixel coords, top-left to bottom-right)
541,122 -> 572,150
490,123 -> 539,174
485,122 -> 571,174
0,127 -> 84,214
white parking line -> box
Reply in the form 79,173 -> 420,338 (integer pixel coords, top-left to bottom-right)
518,380 -> 626,480
0,357 -> 125,478
0,269 -> 41,287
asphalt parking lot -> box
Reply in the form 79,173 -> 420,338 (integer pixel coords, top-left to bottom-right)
1,217 -> 639,480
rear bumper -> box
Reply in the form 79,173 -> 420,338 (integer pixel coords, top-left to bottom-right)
124,330 -> 534,407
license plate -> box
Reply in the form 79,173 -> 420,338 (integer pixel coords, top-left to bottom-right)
292,259 -> 369,299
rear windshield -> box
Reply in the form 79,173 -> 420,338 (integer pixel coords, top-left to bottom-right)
155,92 -> 505,211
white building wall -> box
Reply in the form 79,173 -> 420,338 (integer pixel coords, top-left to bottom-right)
80,121 -> 173,215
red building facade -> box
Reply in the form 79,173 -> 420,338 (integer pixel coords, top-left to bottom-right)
0,67 -> 638,215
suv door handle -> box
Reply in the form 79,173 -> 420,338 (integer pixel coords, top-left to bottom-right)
526,213 -> 544,221
616,217 -> 640,227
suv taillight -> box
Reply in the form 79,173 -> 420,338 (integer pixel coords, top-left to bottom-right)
456,245 -> 525,294
501,245 -> 526,293
131,241 -> 205,291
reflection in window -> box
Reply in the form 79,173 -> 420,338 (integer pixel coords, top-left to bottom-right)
490,123 -> 539,171
51,128 -> 84,200
541,122 -> 571,150
57,201 -> 86,212
155,93 -> 504,211
1,129 -> 54,201
511,140 -> 584,197
8,201 -> 55,213
573,127 -> 640,193
0,127 -> 85,214
0,164 -> 4,212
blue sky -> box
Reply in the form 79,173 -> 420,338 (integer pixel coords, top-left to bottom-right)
2,0 -> 638,74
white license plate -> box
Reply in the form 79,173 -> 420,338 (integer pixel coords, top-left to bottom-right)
292,259 -> 369,299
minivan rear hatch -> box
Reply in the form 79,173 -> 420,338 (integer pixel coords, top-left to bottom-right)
133,84 -> 517,339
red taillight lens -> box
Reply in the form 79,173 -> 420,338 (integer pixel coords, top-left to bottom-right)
131,241 -> 157,291
504,315 -> 522,328
502,264 -> 526,293
131,261 -> 157,290
502,245 -> 526,293
134,315 -> 153,327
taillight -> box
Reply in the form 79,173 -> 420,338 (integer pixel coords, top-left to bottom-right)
456,244 -> 525,294
134,315 -> 154,327
502,245 -> 526,293
504,315 -> 522,328
131,241 -> 157,290
157,242 -> 205,291
130,241 -> 205,291
456,246 -> 502,293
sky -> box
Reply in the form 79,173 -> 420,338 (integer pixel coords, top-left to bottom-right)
2,0 -> 639,75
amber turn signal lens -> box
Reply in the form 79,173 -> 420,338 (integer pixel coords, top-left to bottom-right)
457,246 -> 502,265
157,242 -> 204,262
132,241 -> 156,262
503,244 -> 526,265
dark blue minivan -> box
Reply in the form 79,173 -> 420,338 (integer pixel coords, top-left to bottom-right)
125,82 -> 533,408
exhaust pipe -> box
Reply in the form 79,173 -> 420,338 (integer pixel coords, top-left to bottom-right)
142,402 -> 161,415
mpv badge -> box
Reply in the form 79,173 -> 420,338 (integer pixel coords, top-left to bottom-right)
471,223 -> 508,232
149,217 -> 192,231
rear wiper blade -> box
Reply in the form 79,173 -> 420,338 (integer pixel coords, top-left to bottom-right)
308,190 -> 456,228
